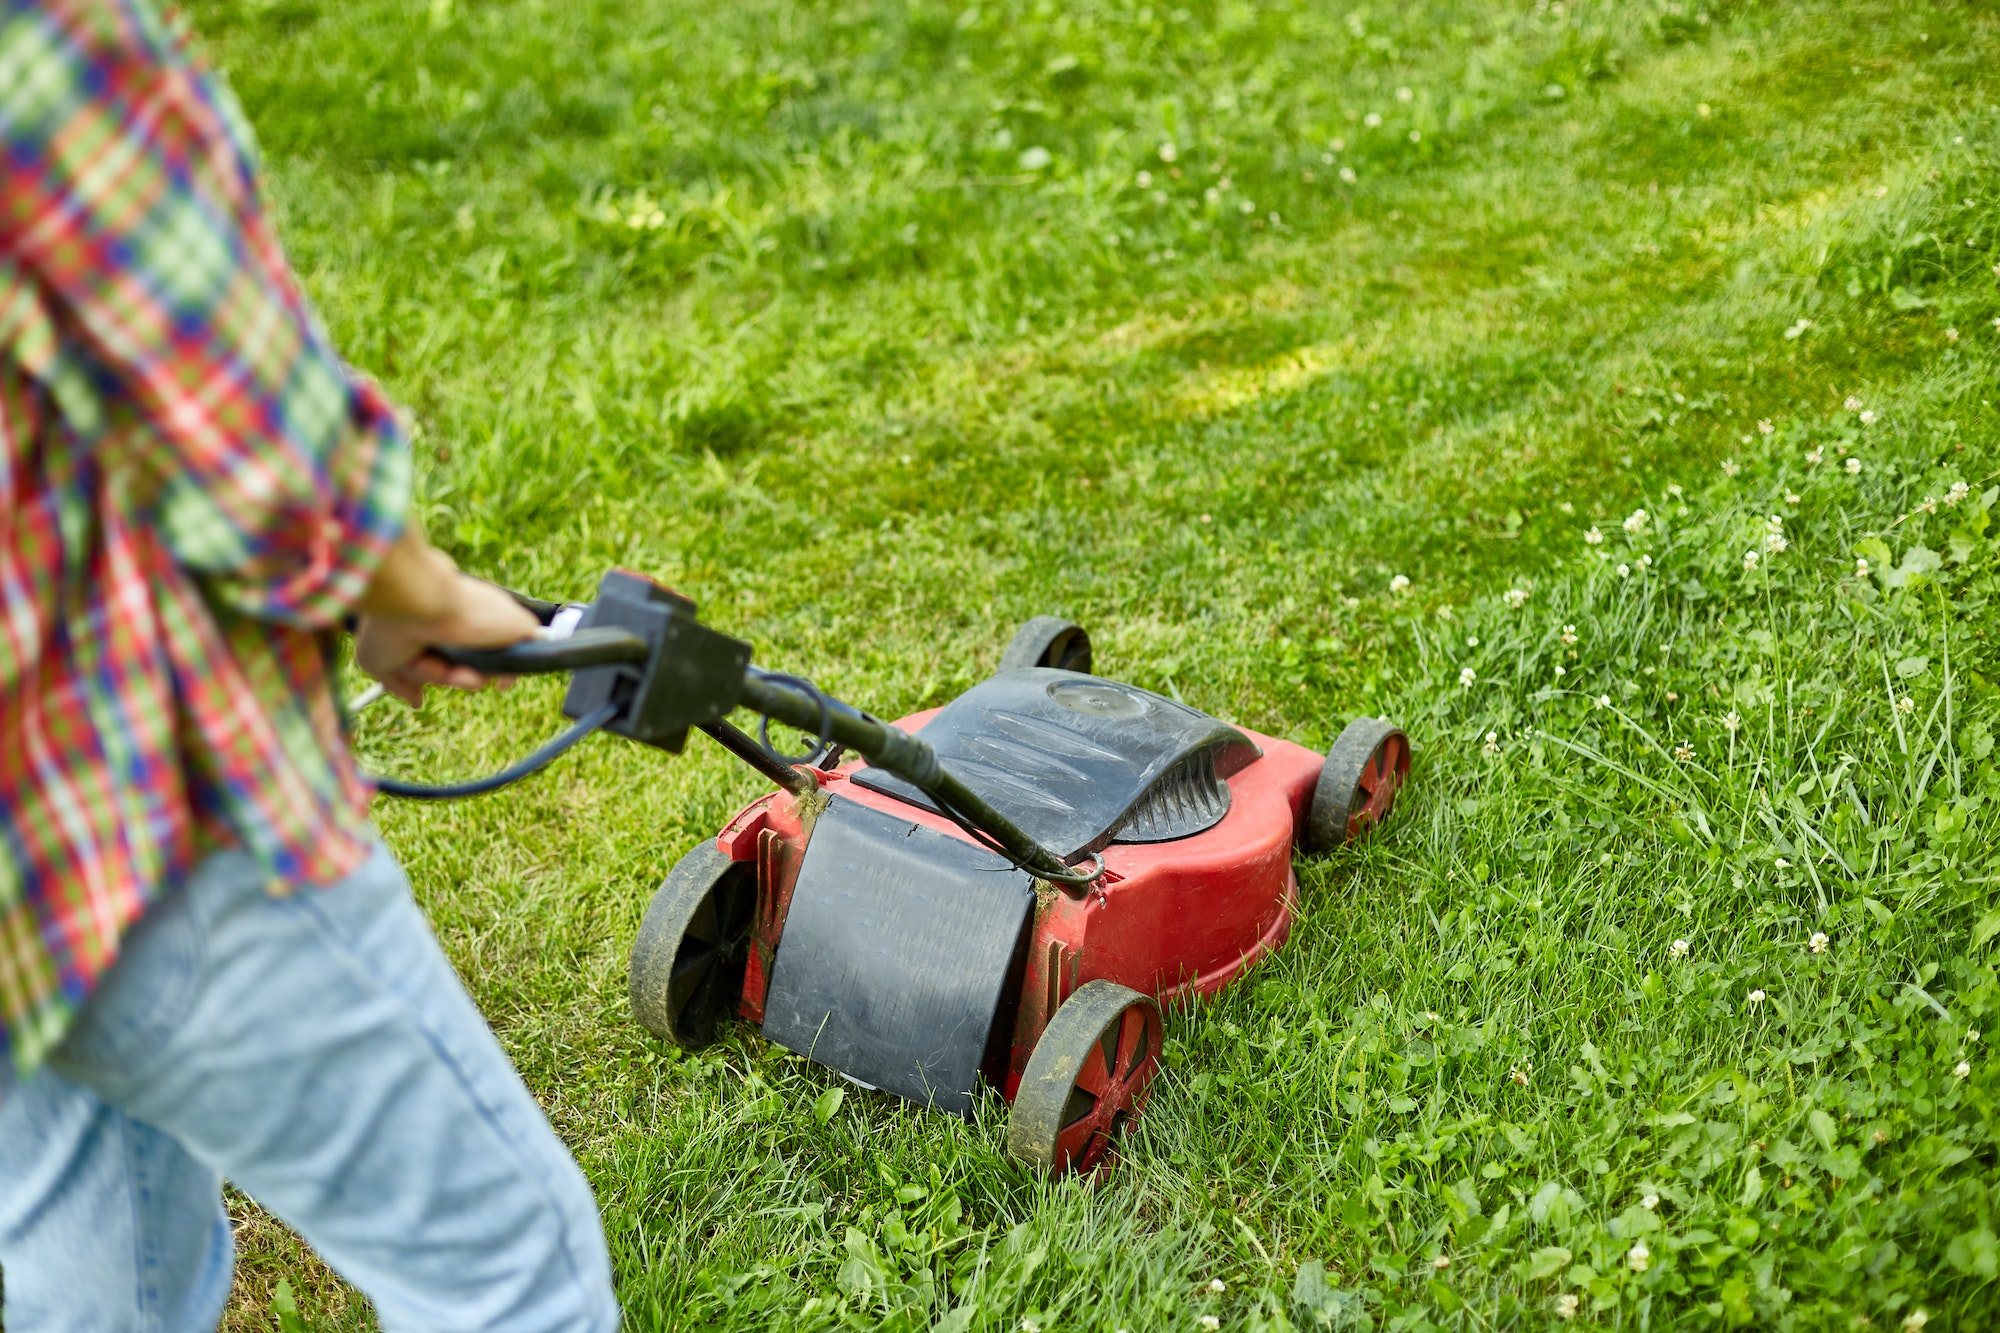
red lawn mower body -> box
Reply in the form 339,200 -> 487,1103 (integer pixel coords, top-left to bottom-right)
720,715 -> 1326,1100
626,627 -> 1410,1175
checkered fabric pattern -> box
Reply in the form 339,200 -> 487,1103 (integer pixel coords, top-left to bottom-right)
0,0 -> 410,1080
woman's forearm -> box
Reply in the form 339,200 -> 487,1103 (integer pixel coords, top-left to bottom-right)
355,523 -> 461,624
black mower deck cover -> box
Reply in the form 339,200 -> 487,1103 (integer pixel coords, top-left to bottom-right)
761,795 -> 1034,1114
851,668 -> 1261,858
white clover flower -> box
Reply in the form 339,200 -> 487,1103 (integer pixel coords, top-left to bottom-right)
1389,574 -> 1411,595
1904,1309 -> 1929,1332
1898,695 -> 1915,715
1722,459 -> 1741,477
1627,1241 -> 1650,1273
1339,166 -> 1358,184
1136,170 -> 1153,188
1467,635 -> 1479,646
1670,938 -> 1691,959
1595,694 -> 1611,709
1748,989 -> 1766,1005
1553,664 -> 1566,676
1584,526 -> 1605,545
1204,186 -> 1221,204
1364,111 -> 1383,127
1641,1193 -> 1660,1210
1459,667 -> 1477,687
1765,532 -> 1788,554
1786,492 -> 1801,505
1970,1029 -> 1982,1043
1159,142 -> 1178,162
1856,557 -> 1871,578
1432,1254 -> 1451,1270
1617,563 -> 1631,577
1397,85 -> 1415,101
1022,1321 -> 1040,1333
1946,327 -> 1960,343
1554,1293 -> 1580,1320
1767,513 -> 1785,530
1723,711 -> 1742,732
1775,858 -> 1791,869
1200,1319 -> 1220,1333
1639,554 -> 1653,568
1560,624 -> 1578,646
1806,447 -> 1824,466
1484,731 -> 1501,754
1743,549 -> 1760,569
1510,1064 -> 1531,1086
1946,481 -> 1970,506
1846,457 -> 1863,475
1624,508 -> 1649,534
1239,199 -> 1256,215
1919,495 -> 1938,514
1208,1278 -> 1227,1294
1504,587 -> 1531,608
1845,396 -> 1864,411
1810,931 -> 1829,953
1674,743 -> 1695,761
1758,419 -> 1775,435
1859,410 -> 1877,425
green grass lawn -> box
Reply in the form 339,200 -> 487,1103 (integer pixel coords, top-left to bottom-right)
192,0 -> 2000,1327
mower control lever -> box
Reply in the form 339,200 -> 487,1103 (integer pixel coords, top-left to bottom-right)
432,628 -> 649,676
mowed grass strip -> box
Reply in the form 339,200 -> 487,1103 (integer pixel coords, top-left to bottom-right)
178,0 -> 2000,1328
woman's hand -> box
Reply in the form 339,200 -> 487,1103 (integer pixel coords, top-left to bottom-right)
353,525 -> 540,706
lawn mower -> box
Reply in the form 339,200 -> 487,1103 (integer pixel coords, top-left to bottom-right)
377,569 -> 1411,1175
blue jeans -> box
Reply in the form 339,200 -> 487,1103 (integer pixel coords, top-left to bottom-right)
0,842 -> 617,1332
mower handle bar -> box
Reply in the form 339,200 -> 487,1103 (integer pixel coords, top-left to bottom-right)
431,628 -> 650,675
421,618 -> 1095,890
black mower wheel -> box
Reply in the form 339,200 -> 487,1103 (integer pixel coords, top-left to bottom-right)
629,842 -> 756,1049
1007,980 -> 1162,1176
1302,717 -> 1411,853
999,616 -> 1093,674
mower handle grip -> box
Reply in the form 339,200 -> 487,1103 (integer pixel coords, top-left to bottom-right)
431,628 -> 650,675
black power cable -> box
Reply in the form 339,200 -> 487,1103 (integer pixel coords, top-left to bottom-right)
371,702 -> 621,801
753,671 -> 835,764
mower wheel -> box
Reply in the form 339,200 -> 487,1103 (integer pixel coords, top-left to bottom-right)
629,842 -> 756,1049
999,616 -> 1093,675
1007,980 -> 1162,1176
1302,717 -> 1411,853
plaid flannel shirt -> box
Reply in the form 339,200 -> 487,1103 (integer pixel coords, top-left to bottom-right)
0,0 -> 409,1081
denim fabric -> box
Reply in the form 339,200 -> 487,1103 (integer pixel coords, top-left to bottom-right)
0,842 -> 617,1333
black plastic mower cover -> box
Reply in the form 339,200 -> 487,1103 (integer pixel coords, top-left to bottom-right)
851,668 -> 1260,859
761,795 -> 1033,1115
